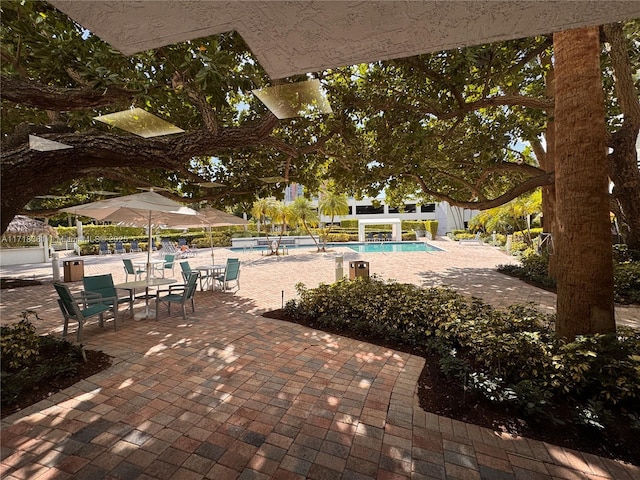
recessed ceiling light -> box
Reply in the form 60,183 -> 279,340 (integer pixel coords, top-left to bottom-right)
94,108 -> 184,138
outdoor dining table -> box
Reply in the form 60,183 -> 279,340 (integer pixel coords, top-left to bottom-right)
195,264 -> 226,291
114,277 -> 176,319
134,260 -> 166,278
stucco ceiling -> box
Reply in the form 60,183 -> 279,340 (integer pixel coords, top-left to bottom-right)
49,1 -> 640,79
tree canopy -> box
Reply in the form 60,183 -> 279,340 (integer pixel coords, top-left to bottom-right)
1,1 -> 638,247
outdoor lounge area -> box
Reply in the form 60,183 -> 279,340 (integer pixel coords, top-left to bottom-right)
1,239 -> 639,479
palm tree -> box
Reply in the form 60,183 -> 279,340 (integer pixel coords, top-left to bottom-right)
553,26 -> 614,338
318,190 -> 349,252
251,198 -> 275,244
269,201 -> 293,255
290,197 -> 321,251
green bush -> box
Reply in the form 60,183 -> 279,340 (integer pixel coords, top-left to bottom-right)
614,261 -> 640,304
1,312 -> 90,407
339,219 -> 358,229
284,277 -> 640,426
499,250 -> 639,303
425,220 -> 439,238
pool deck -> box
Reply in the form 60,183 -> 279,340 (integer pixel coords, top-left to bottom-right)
1,237 -> 638,479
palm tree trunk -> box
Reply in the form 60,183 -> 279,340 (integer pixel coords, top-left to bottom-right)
553,26 -> 615,339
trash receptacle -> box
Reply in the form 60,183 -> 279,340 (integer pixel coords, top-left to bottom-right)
63,260 -> 84,282
349,261 -> 370,280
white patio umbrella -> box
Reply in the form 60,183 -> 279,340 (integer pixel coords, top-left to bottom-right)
170,207 -> 248,263
60,191 -> 204,276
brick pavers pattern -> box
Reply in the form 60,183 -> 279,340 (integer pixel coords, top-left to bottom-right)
1,239 -> 638,479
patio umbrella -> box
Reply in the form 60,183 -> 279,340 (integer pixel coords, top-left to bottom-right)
171,207 -> 248,262
60,191 -> 203,276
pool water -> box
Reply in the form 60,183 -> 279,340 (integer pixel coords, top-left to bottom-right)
345,241 -> 442,253
230,241 -> 442,253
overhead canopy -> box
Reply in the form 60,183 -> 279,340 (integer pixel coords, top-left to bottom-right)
48,1 -> 640,79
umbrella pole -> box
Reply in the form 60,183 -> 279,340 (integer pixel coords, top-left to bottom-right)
210,225 -> 214,265
147,211 -> 152,278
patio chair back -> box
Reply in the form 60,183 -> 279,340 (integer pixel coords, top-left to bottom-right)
83,273 -> 131,314
215,258 -> 240,293
155,272 -> 200,320
155,254 -> 176,278
123,258 -> 146,281
180,261 -> 197,282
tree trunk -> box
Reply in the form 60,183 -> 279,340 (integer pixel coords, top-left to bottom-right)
553,27 -> 615,339
540,54 -> 558,278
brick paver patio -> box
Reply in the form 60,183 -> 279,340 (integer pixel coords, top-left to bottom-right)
1,238 -> 638,479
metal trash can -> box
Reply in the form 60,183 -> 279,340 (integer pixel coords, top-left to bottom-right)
349,261 -> 370,280
63,259 -> 84,282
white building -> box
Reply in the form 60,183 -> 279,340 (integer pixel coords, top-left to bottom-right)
284,183 -> 477,234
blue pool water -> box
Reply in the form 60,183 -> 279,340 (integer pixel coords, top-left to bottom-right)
345,241 -> 442,253
230,241 -> 441,253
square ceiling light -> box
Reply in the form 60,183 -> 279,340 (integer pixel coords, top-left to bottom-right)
252,79 -> 332,119
94,107 -> 184,138
197,182 -> 225,188
259,176 -> 287,184
29,134 -> 73,151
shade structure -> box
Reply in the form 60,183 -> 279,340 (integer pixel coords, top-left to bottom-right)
4,215 -> 57,237
61,192 -> 203,275
170,207 -> 248,262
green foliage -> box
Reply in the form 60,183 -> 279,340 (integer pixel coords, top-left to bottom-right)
339,219 -> 358,228
498,251 -> 640,304
285,277 -> 640,426
56,225 -> 144,239
0,312 -> 40,370
614,261 -> 640,304
1,312 -> 91,407
425,220 -> 439,238
402,220 -> 426,232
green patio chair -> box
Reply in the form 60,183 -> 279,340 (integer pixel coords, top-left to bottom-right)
123,258 -> 146,282
155,272 -> 199,320
180,260 -> 203,289
53,281 -> 118,342
213,258 -> 240,293
83,273 -> 132,316
154,254 -> 176,278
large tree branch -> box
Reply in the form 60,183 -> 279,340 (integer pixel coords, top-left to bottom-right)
0,75 -> 140,110
408,171 -> 554,210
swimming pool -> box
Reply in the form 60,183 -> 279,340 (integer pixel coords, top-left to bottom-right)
229,241 -> 442,253
345,241 -> 442,253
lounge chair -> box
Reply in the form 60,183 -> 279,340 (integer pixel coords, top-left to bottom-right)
54,282 -> 118,342
130,240 -> 142,253
83,273 -> 132,316
123,258 -> 146,282
98,240 -> 111,255
155,272 -> 199,320
459,232 -> 483,245
114,241 -> 126,254
213,258 -> 240,293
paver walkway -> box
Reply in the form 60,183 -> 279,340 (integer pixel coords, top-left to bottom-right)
1,238 -> 638,479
